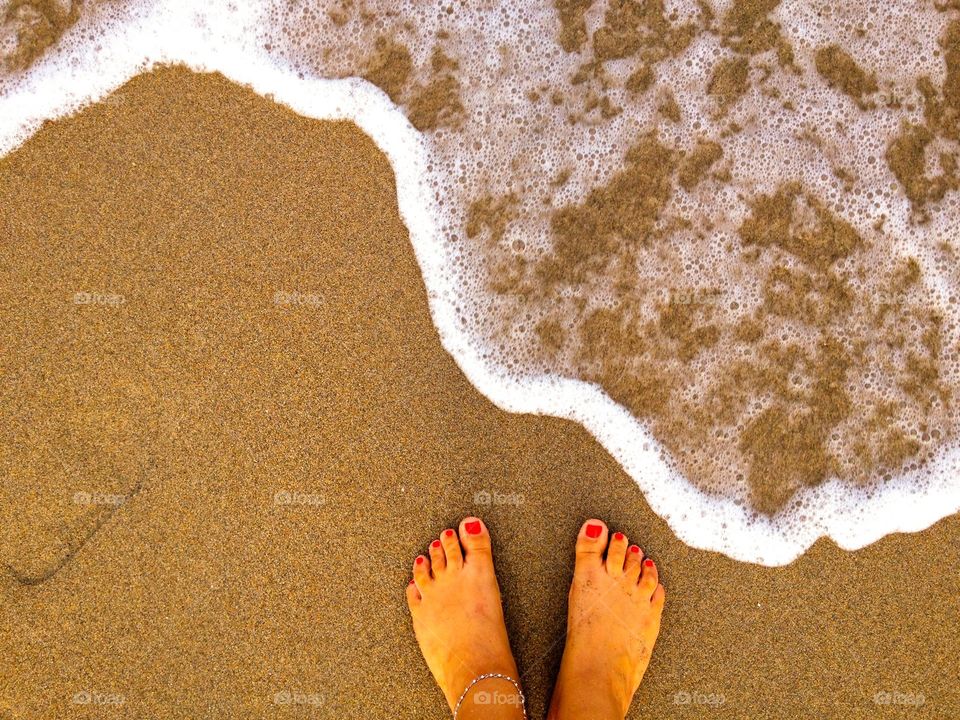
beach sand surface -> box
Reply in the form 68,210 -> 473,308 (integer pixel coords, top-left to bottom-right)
1,67 -> 957,719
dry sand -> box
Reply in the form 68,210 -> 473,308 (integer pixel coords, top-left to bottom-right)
0,67 -> 958,719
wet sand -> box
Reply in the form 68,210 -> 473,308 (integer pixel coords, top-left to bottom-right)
0,67 -> 958,719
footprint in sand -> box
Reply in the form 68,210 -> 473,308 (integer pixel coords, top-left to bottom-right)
0,341 -> 161,584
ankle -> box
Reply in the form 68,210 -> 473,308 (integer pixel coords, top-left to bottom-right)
454,676 -> 525,720
551,663 -> 629,720
550,690 -> 623,720
444,657 -> 520,712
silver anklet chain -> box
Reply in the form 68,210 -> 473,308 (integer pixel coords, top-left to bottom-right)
453,673 -> 527,719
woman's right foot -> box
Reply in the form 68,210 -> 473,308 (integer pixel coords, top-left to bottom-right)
405,516 -> 524,719
548,519 -> 666,720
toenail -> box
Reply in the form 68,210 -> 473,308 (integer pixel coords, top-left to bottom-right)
613,532 -> 624,541
585,524 -> 602,539
644,559 -> 654,567
416,556 -> 425,565
431,540 -> 441,549
465,520 -> 482,535
444,529 -> 455,538
629,545 -> 640,553
408,579 -> 415,585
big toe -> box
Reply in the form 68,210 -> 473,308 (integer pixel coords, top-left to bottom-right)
574,519 -> 608,572
458,516 -> 493,565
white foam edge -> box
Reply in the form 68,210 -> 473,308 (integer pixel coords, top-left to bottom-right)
2,2 -> 958,565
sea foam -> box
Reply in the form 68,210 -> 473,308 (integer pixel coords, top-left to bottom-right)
2,0 -> 959,564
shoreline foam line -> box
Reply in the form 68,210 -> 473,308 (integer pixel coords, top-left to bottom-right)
2,1 -> 959,565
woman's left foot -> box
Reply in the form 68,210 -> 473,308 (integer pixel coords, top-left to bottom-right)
405,516 -> 522,714
548,519 -> 666,720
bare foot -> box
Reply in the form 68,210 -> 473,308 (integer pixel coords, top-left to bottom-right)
406,517 -> 524,719
548,519 -> 666,720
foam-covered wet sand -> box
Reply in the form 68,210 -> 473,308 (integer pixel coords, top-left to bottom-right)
1,68 -> 958,719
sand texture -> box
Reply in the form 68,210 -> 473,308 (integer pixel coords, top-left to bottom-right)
1,68 -> 958,719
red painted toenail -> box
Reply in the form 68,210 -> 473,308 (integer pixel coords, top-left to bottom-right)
445,529 -> 455,538
409,579 -> 415,585
644,559 -> 654,567
416,556 -> 424,565
614,532 -> 624,541
585,524 -> 602,539
629,545 -> 640,554
465,520 -> 482,535
431,540 -> 441,549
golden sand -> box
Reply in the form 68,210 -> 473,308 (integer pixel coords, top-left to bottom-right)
1,67 -> 958,719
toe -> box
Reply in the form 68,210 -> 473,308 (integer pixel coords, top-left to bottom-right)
624,544 -> 643,583
574,519 -> 608,570
405,578 -> 421,606
440,528 -> 463,569
639,556 -> 659,598
413,554 -> 432,589
652,583 -> 666,610
458,516 -> 493,564
605,531 -> 628,577
428,538 -> 447,573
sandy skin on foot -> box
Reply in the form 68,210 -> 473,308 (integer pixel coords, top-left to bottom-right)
405,517 -> 665,719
